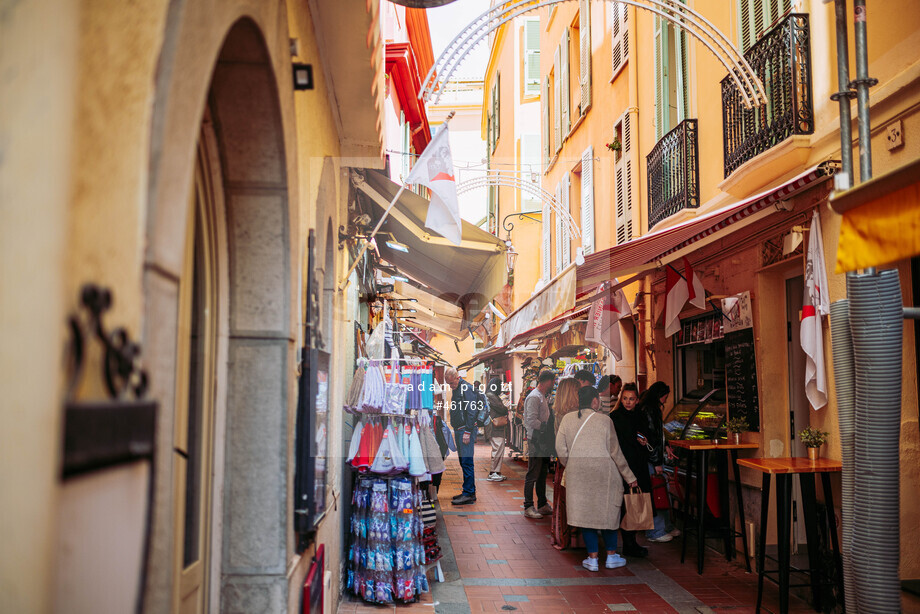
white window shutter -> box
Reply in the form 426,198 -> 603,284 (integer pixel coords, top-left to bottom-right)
524,19 -> 541,96
615,158 -> 627,245
555,182 -> 563,272
675,29 -> 688,121
542,201 -> 551,281
560,30 -> 570,136
580,146 -> 595,255
495,73 -> 500,144
579,0 -> 591,111
654,17 -> 666,140
611,3 -> 628,78
624,112 -> 634,241
561,175 -> 571,267
553,47 -> 562,152
543,78 -> 551,166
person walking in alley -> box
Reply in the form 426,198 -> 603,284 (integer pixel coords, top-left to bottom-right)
573,369 -> 597,388
445,367 -> 481,505
523,369 -> 556,519
556,386 -> 638,571
609,383 -> 650,558
549,377 -> 581,548
598,374 -> 623,414
485,377 -> 509,482
637,381 -> 680,542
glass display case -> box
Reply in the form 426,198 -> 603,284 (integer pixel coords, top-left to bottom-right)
663,388 -> 728,443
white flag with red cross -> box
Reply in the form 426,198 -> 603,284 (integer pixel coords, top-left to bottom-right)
800,210 -> 829,410
405,126 -> 462,245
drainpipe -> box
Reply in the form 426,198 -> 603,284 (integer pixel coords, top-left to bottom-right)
627,4 -> 647,388
851,0 -> 877,185
831,0 -> 855,188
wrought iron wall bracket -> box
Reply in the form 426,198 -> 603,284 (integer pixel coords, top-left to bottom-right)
68,284 -> 149,400
502,210 -> 542,235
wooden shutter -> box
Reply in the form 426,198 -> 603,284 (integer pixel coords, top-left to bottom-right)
614,112 -> 634,244
542,200 -> 551,281
580,146 -> 594,255
543,78 -> 551,165
553,47 -> 561,152
524,19 -> 541,97
623,112 -> 634,241
654,17 -> 667,140
555,182 -> 563,272
579,0 -> 591,110
561,175 -> 571,267
560,29 -> 570,136
611,3 -> 628,78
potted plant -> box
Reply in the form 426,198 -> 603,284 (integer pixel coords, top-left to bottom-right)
726,416 -> 749,445
799,426 -> 829,460
605,138 -> 621,152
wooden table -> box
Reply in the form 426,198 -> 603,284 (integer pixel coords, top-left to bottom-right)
670,439 -> 759,574
736,457 -> 843,614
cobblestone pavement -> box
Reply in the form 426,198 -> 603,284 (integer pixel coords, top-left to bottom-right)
338,441 -> 815,614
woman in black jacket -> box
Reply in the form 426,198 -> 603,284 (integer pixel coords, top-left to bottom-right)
637,381 -> 678,542
610,383 -> 650,557
485,377 -> 510,482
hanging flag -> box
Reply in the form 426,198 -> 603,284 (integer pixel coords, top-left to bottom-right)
801,210 -> 829,410
684,257 -> 707,309
664,266 -> 688,337
586,282 -> 632,361
405,125 -> 462,245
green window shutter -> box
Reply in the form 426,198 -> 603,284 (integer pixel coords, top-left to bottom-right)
738,0 -> 753,53
675,29 -> 688,121
555,182 -> 564,272
654,17 -> 668,140
524,19 -> 541,96
580,146 -> 594,255
560,31 -> 570,136
553,47 -> 561,152
496,73 -> 500,144
542,201 -> 551,281
543,78 -> 551,165
579,0 -> 591,111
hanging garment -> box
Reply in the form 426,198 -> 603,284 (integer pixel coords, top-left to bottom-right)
345,366 -> 366,409
353,419 -> 373,470
419,422 -> 446,475
370,426 -> 398,474
407,425 -> 427,477
347,419 -> 365,464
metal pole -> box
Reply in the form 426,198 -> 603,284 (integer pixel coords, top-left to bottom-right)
852,0 -> 877,184
832,0 -> 855,188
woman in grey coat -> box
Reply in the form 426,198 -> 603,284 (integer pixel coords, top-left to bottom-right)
555,386 -> 637,572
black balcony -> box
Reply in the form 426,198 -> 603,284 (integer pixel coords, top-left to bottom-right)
647,119 -> 700,229
721,14 -> 814,178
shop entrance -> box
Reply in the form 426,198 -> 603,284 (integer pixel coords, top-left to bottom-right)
785,275 -> 809,548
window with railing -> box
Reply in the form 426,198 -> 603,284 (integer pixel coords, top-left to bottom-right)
721,13 -> 813,177
647,119 -> 699,229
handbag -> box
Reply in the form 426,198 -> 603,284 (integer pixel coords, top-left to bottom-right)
560,412 -> 594,488
650,474 -> 671,511
492,414 -> 509,428
620,487 -> 655,531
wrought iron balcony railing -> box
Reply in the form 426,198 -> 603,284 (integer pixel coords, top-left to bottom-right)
647,119 -> 700,229
721,14 -> 814,178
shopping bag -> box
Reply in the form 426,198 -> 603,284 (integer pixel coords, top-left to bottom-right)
620,487 -> 655,531
650,474 -> 671,511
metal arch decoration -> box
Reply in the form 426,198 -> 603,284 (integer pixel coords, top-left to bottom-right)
421,0 -> 766,109
456,171 -> 581,239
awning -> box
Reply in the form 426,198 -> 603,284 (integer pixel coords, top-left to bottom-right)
457,344 -> 510,371
353,169 -> 507,321
576,162 -> 838,296
498,264 -> 577,344
831,158 -> 920,272
507,305 -> 589,347
386,279 -> 467,340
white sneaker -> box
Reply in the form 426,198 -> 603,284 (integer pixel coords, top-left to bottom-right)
582,557 -> 599,572
648,533 -> 674,543
488,472 -> 507,482
605,554 -> 627,569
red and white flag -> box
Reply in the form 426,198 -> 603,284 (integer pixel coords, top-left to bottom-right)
405,126 -> 462,245
801,210 -> 830,410
685,257 -> 707,310
665,258 -> 707,337
586,281 -> 632,360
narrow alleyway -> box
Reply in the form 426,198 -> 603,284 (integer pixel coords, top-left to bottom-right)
338,443 -> 816,614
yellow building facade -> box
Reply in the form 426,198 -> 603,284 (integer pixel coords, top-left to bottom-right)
482,0 -> 920,605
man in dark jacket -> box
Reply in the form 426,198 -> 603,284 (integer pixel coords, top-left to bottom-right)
446,367 -> 481,505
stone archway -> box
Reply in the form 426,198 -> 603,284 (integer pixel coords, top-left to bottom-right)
143,16 -> 295,613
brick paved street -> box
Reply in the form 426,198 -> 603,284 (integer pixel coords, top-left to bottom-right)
338,442 -> 815,614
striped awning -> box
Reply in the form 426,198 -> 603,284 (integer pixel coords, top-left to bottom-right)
576,162 -> 838,296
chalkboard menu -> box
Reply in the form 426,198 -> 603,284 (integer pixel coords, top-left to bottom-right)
724,328 -> 760,431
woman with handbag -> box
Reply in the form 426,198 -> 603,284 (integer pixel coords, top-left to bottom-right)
637,381 -> 680,542
485,377 -> 510,482
555,386 -> 638,572
610,383 -> 651,557
549,377 -> 581,549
